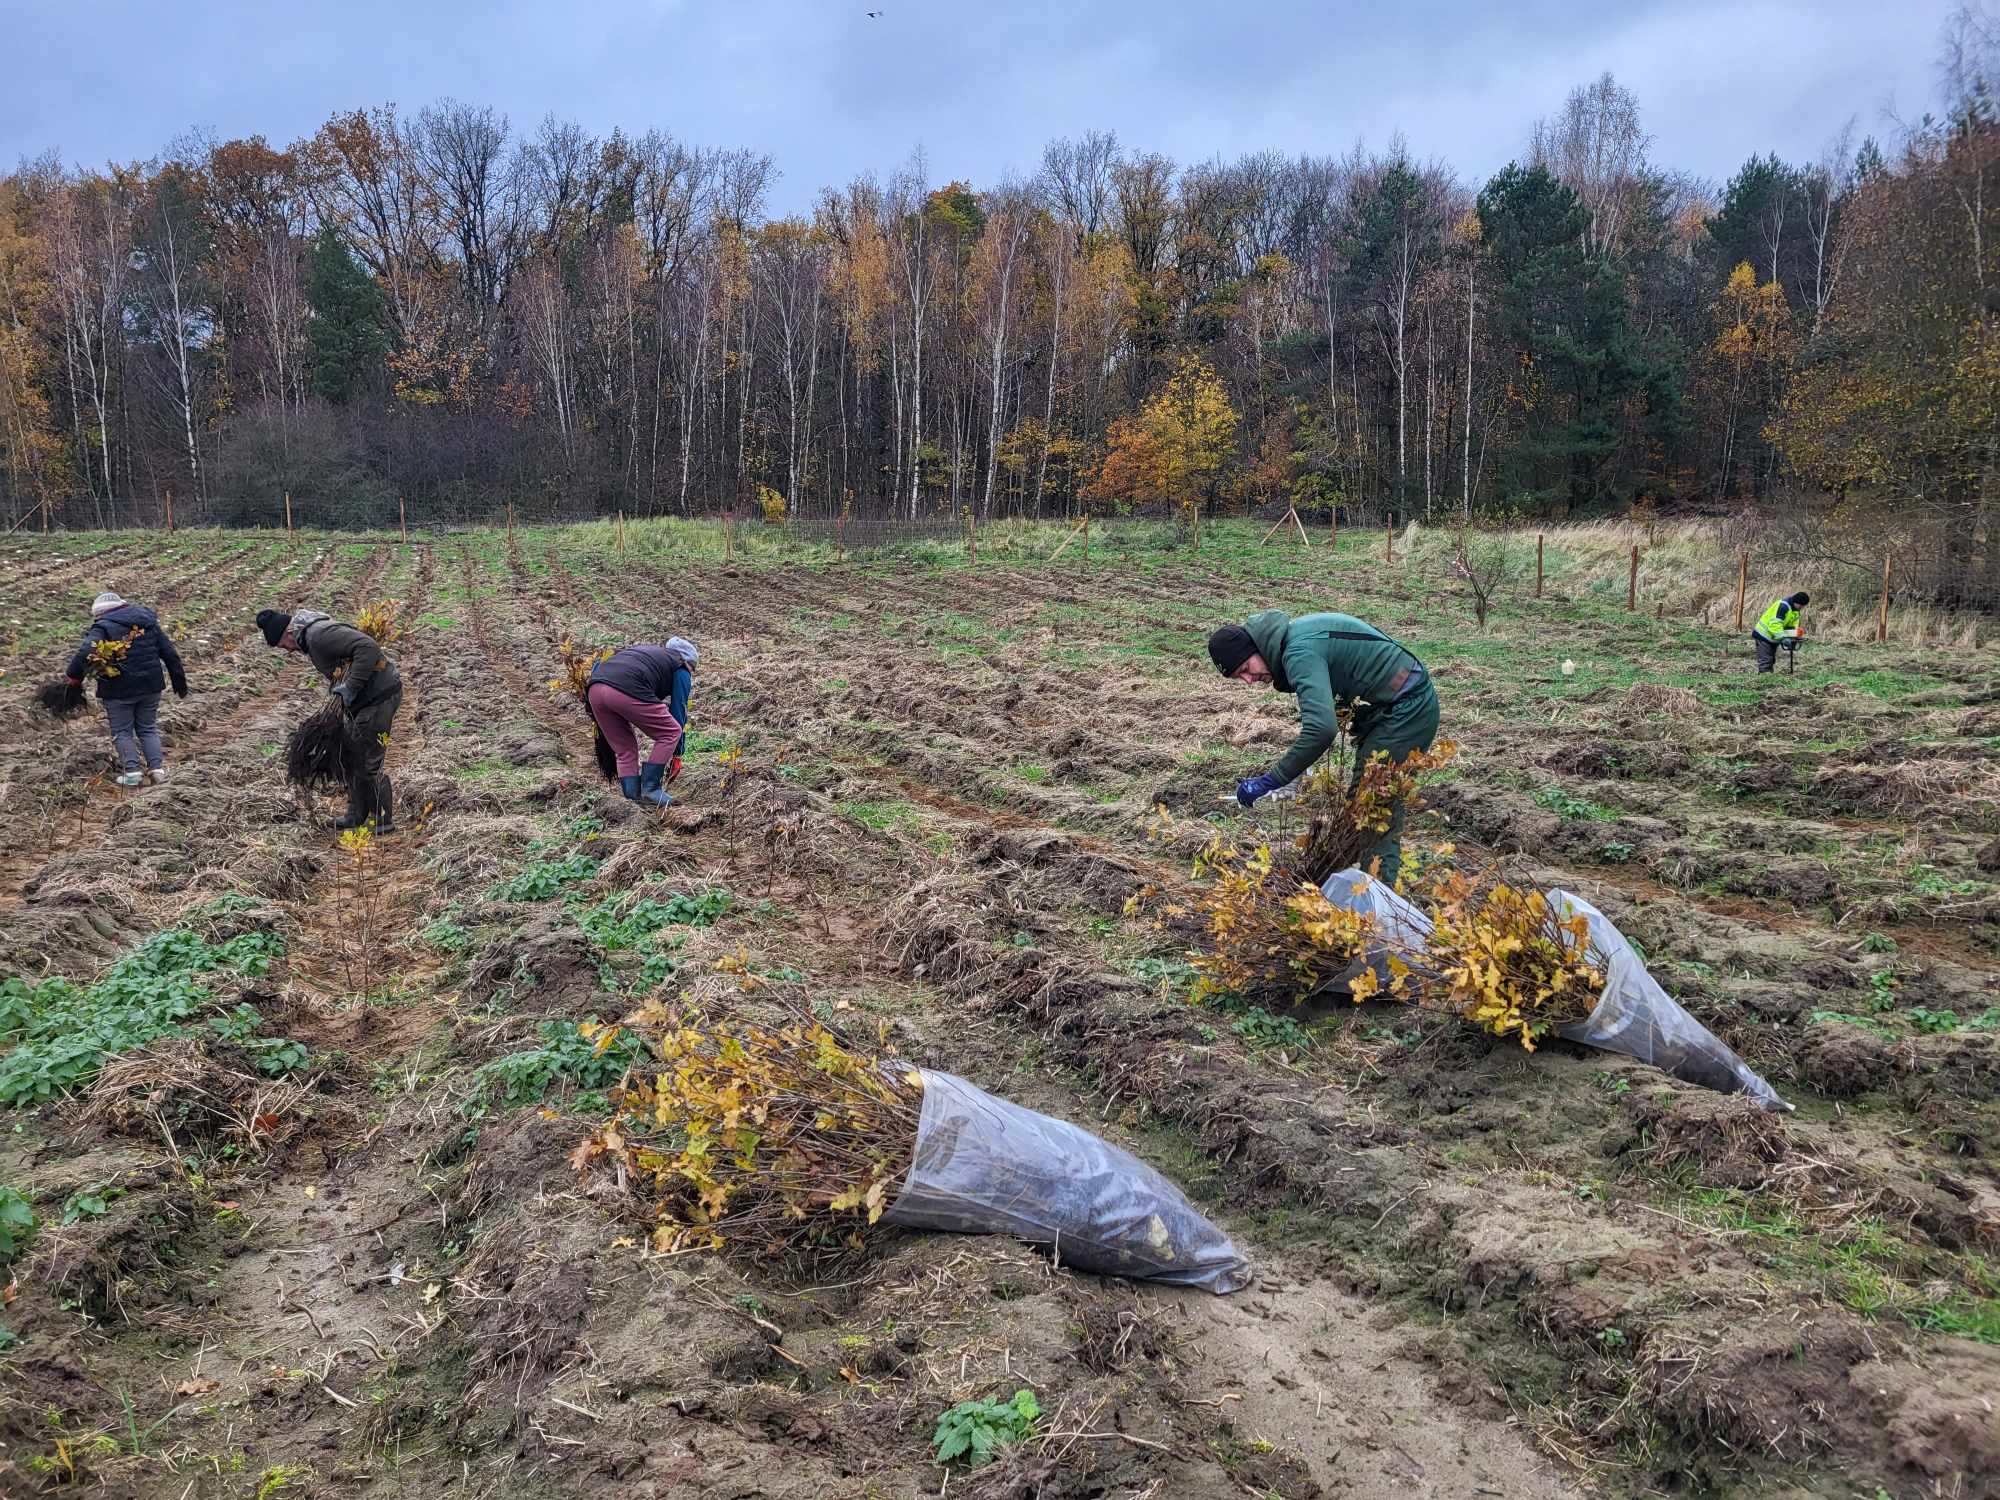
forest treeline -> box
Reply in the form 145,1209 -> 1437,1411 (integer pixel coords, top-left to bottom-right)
0,8 -> 1993,600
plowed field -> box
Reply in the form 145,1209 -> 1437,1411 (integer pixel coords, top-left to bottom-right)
2,520 -> 1995,1499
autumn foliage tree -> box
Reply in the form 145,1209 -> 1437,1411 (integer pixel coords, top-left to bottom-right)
1083,352 -> 1238,523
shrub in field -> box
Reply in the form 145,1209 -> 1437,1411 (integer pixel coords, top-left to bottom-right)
572,1008 -> 921,1257
0,1186 -> 34,1262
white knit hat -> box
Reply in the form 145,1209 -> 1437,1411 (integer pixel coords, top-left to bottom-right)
90,592 -> 126,617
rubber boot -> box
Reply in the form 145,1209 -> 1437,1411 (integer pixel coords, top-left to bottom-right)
372,775 -> 395,833
335,777 -> 376,831
638,762 -> 673,807
619,774 -> 641,802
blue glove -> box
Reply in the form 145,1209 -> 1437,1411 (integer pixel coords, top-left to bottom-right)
1236,772 -> 1282,808
331,680 -> 356,712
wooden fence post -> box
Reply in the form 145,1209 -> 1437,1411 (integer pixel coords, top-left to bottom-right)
1384,514 -> 1393,563
725,510 -> 735,562
836,512 -> 845,563
1536,533 -> 1545,598
41,497 -> 49,533
1082,512 -> 1090,564
284,490 -> 293,539
966,508 -> 976,566
165,487 -> 174,534
1627,544 -> 1639,611
1878,554 -> 1891,643
399,495 -> 407,544
1734,549 -> 1747,631
505,502 -> 514,536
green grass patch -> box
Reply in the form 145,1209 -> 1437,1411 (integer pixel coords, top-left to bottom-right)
839,799 -> 923,834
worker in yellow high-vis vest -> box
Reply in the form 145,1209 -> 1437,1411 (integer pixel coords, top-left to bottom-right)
1751,592 -> 1808,673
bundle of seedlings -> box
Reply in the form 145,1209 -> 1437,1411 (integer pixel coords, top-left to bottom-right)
1353,866 -> 1607,1050
36,678 -> 86,718
547,635 -> 618,780
284,697 -> 351,790
34,637 -> 131,719
1147,740 -> 1457,1006
572,1003 -> 922,1259
353,597 -> 403,647
1277,739 -> 1458,890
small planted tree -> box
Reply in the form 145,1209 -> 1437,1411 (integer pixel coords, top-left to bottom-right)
1452,527 -> 1520,630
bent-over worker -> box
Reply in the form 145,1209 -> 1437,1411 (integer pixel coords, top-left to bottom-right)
67,591 -> 188,788
587,638 -> 697,807
1208,610 -> 1439,885
258,607 -> 402,831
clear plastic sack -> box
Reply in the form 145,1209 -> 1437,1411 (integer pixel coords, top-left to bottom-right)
1547,889 -> 1789,1112
1318,868 -> 1435,988
1318,870 -> 1789,1111
882,1069 -> 1252,1293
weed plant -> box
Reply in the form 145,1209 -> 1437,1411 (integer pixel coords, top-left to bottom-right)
0,928 -> 291,1104
466,1019 -> 644,1117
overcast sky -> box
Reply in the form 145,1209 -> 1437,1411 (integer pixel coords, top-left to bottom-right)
4,0 -> 1956,209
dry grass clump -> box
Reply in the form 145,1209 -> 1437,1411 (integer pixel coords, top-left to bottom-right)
75,1038 -> 317,1155
573,1004 -> 920,1260
1618,682 -> 1705,719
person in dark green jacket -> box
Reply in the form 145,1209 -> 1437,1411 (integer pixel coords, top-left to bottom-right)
1208,609 -> 1440,884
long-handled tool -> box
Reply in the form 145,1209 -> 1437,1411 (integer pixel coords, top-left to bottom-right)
1782,638 -> 1799,675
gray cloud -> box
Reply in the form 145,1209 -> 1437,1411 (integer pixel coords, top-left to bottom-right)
4,0 -> 1953,206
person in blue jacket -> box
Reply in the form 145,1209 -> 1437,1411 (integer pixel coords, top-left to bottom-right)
66,591 -> 188,788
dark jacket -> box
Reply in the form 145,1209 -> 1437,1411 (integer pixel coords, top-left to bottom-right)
591,644 -> 693,718
1243,609 -> 1428,785
300,619 -> 400,709
68,604 -> 186,702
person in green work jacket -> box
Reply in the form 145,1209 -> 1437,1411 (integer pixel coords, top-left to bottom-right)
1208,610 -> 1440,885
1751,592 -> 1808,673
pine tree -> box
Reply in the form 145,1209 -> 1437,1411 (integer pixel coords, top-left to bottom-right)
1478,163 -> 1652,513
305,226 -> 389,402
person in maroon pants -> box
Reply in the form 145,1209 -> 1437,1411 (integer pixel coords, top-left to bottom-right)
586,638 -> 696,806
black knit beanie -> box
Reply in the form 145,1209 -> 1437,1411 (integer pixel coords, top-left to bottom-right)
1208,624 -> 1256,677
1791,591 -> 1810,607
257,609 -> 290,648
